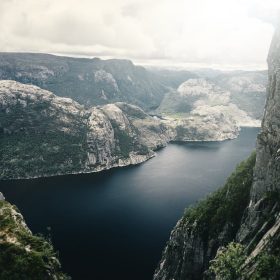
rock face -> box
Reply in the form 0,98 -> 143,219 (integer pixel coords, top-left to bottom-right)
0,194 -> 69,279
154,23 -> 280,280
0,80 -> 172,179
236,20 -> 280,262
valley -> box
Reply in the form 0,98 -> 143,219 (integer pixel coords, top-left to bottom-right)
1,1 -> 279,280
0,52 -> 269,280
0,128 -> 259,280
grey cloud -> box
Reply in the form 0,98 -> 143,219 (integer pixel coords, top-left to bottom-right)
0,0 -> 277,69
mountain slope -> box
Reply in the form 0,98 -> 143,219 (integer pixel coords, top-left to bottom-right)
0,80 -> 173,179
153,21 -> 280,280
0,53 -> 195,111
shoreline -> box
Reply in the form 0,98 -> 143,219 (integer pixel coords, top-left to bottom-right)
0,127 -> 260,181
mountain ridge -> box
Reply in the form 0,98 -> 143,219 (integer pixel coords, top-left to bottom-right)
0,52 -> 196,111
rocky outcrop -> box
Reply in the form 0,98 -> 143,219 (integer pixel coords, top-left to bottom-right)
154,22 -> 280,280
0,194 -> 69,279
0,81 -> 171,179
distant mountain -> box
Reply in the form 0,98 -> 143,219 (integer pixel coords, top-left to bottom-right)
0,53 -> 267,125
147,68 -> 199,89
213,70 -> 267,120
156,72 -> 267,128
0,53 -> 195,111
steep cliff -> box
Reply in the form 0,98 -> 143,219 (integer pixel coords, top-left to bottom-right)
154,22 -> 280,280
234,19 -> 280,278
0,193 -> 69,279
0,80 -> 172,179
154,153 -> 256,280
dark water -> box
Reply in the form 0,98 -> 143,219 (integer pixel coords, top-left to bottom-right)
0,128 -> 259,280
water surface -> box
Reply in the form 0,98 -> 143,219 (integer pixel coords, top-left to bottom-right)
0,127 -> 259,280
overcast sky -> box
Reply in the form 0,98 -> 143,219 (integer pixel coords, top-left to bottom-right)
1,0 -> 280,69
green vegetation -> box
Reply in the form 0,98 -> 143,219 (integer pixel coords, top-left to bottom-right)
0,85 -> 154,179
251,253 -> 280,280
207,186 -> 280,280
0,94 -> 89,179
182,151 -> 256,242
111,121 -> 135,157
0,200 -> 69,279
209,242 -> 280,280
0,131 -> 88,179
111,120 -> 149,157
249,231 -> 280,280
209,242 -> 246,280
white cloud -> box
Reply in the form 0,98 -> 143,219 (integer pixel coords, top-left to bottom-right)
0,0 -> 279,69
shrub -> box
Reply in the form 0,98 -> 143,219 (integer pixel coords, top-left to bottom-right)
209,242 -> 247,280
